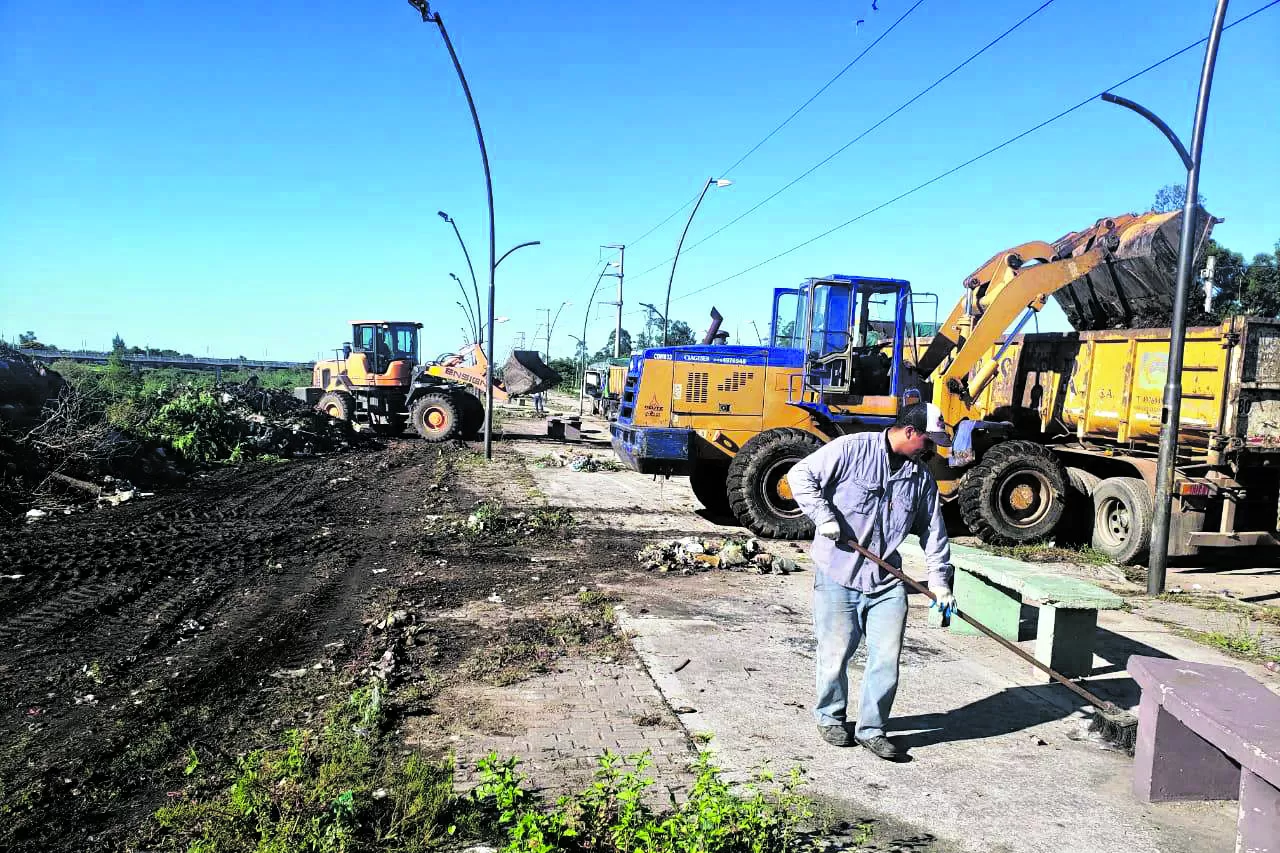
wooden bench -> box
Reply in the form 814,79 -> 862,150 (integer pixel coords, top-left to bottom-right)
1129,655 -> 1279,850
901,541 -> 1123,679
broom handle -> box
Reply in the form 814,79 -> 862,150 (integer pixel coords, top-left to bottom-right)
844,539 -> 1111,711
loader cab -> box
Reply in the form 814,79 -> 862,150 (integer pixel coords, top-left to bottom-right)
770,276 -> 914,401
350,321 -> 421,378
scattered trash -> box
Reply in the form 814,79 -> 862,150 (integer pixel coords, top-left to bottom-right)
534,451 -> 625,472
673,658 -> 691,673
672,705 -> 697,714
636,536 -> 798,575
25,508 -> 48,523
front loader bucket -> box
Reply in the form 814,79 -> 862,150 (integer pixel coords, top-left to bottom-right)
1051,206 -> 1216,330
503,350 -> 562,397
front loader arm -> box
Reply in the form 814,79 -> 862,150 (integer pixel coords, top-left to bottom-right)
917,211 -> 1210,426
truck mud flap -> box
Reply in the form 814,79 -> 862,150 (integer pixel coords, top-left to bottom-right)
503,350 -> 562,397
1051,206 -> 1216,331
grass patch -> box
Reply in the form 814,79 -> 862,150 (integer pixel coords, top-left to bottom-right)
152,693 -> 821,853
462,597 -> 626,686
423,500 -> 575,542
983,542 -> 1114,567
152,684 -> 474,852
1178,619 -> 1279,664
472,749 -> 815,853
1159,592 -> 1280,626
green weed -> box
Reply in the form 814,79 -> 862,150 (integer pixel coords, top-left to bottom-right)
1181,619 -> 1278,663
985,542 -> 1113,567
471,749 -> 815,853
1159,592 -> 1280,626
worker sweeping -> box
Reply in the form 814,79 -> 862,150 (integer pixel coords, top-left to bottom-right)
786,401 -> 956,760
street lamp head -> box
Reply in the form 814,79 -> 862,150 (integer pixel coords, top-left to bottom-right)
407,1 -> 436,22
713,179 -> 733,188
449,272 -> 461,283
437,210 -> 452,222
495,316 -> 510,324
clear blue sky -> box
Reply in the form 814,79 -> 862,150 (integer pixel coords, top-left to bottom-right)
3,0 -> 1277,361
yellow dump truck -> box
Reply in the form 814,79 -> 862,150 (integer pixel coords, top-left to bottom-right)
959,316 -> 1280,561
611,208 -> 1280,562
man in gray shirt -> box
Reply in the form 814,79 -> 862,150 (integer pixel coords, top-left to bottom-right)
786,402 -> 956,760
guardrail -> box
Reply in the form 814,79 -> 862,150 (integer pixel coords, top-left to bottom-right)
19,349 -> 314,371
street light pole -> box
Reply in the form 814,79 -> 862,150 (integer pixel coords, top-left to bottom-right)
663,178 -> 731,345
579,260 -> 618,415
451,273 -> 478,343
410,1 -> 497,459
1102,0 -> 1228,595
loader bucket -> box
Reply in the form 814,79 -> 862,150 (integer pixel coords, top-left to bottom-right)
503,350 -> 562,397
1051,206 -> 1216,330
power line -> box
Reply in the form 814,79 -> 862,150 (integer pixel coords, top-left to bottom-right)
627,0 -> 1062,283
718,0 -> 927,179
671,0 -> 1280,305
617,0 -> 927,253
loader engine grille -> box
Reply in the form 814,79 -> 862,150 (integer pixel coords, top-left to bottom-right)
684,372 -> 709,404
716,371 -> 756,392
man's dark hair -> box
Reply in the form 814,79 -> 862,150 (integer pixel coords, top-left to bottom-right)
895,402 -> 929,432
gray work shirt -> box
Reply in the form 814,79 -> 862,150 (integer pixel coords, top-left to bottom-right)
786,430 -> 954,593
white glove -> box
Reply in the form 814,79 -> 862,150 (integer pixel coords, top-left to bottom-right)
929,584 -> 956,617
817,520 -> 841,541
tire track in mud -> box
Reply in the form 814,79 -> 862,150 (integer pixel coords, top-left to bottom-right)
0,443 -> 436,852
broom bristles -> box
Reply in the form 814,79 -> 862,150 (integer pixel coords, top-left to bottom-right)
1087,701 -> 1139,754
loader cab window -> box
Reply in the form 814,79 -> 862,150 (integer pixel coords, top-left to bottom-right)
806,283 -> 852,359
771,289 -> 806,349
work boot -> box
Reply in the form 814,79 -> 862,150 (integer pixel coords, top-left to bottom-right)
817,724 -> 853,747
856,735 -> 903,761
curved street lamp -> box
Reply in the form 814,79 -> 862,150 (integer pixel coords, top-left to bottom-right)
439,213 -> 483,345
1100,0 -> 1228,594
664,178 -> 731,345
450,272 -> 478,343
577,260 -> 620,414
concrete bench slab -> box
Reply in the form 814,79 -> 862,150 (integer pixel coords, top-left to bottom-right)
945,549 -> 1122,680
1129,655 -> 1279,852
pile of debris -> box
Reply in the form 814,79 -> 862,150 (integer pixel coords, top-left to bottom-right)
636,536 -> 800,575
210,382 -> 371,458
534,451 -> 624,472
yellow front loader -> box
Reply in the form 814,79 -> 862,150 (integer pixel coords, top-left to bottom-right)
301,323 -> 560,442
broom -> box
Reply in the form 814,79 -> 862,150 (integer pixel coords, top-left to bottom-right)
844,539 -> 1139,753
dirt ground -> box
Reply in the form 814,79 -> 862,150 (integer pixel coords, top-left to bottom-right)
0,438 -> 647,852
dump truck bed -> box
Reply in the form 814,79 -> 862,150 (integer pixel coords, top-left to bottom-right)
962,316 -> 1280,460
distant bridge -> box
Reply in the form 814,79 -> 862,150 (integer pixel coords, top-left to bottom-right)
22,349 -> 314,376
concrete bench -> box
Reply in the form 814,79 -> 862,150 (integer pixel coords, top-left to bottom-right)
1129,655 -> 1279,851
945,545 -> 1123,679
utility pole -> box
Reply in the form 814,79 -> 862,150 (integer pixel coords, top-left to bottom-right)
600,244 -> 625,356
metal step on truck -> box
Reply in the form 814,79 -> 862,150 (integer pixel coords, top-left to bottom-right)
609,208 -> 1280,562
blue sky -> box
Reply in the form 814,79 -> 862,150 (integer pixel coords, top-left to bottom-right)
3,0 -> 1277,362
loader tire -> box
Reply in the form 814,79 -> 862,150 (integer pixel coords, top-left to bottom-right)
455,392 -> 486,438
317,391 -> 355,422
726,428 -> 823,540
959,440 -> 1067,545
689,461 -> 731,515
1090,476 -> 1153,565
411,394 -> 460,443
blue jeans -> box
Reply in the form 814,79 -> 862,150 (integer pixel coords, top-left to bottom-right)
812,571 -> 908,739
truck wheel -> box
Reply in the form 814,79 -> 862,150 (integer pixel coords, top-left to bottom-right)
410,394 -> 460,443
959,440 -> 1068,545
1060,468 -> 1103,544
455,392 -> 486,438
317,391 -> 355,422
1090,477 -> 1153,565
689,462 -> 731,515
726,428 -> 823,539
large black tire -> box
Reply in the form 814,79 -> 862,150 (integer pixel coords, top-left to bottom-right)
410,393 -> 461,443
1060,467 -> 1103,545
455,392 -> 486,438
726,428 -> 824,539
689,461 -> 731,515
959,440 -> 1068,545
1090,476 -> 1153,565
317,391 -> 355,422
